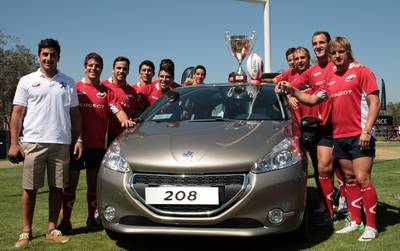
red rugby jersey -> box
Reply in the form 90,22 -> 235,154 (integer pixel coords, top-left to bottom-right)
325,65 -> 378,139
102,80 -> 140,138
292,61 -> 335,127
275,69 -> 297,83
76,81 -> 121,148
142,80 -> 178,105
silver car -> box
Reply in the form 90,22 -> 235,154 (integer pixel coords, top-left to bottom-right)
97,83 -> 307,238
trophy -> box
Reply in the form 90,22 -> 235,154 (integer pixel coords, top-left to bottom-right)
225,31 -> 256,83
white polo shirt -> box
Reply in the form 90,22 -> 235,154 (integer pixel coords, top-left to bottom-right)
13,69 -> 79,144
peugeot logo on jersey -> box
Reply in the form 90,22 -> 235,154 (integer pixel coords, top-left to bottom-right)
313,71 -> 322,77
96,92 -> 106,98
345,74 -> 357,82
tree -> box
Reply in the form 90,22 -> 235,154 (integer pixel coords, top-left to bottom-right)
387,102 -> 400,124
0,31 -> 38,129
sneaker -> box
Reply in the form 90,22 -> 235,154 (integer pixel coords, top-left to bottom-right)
337,196 -> 348,215
46,229 -> 69,243
358,226 -> 378,242
335,220 -> 363,234
57,221 -> 72,235
15,232 -> 32,248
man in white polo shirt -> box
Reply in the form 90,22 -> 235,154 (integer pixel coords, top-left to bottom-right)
8,38 -> 83,248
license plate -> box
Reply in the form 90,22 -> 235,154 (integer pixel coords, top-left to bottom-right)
145,186 -> 219,205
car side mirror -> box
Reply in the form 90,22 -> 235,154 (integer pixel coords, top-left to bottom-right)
300,115 -> 322,129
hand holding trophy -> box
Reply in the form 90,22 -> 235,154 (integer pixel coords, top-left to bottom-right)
225,31 -> 256,83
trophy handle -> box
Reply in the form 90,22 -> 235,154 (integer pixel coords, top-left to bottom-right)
224,31 -> 231,41
224,31 -> 234,58
249,31 -> 256,53
250,30 -> 256,41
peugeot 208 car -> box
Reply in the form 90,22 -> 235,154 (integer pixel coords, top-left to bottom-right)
97,83 -> 307,238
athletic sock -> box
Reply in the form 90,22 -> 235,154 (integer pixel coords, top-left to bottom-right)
61,191 -> 75,224
319,175 -> 334,217
335,166 -> 346,197
87,192 -> 97,223
345,182 -> 363,224
361,182 -> 377,229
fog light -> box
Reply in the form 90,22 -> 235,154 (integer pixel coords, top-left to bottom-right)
268,209 -> 284,224
104,206 -> 116,222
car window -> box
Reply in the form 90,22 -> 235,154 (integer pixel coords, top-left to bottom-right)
143,84 -> 288,122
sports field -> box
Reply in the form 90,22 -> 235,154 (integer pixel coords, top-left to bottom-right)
0,141 -> 399,250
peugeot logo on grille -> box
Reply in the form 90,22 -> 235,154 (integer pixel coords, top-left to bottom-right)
182,151 -> 194,161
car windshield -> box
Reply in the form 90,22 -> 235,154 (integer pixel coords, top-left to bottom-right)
142,84 -> 288,122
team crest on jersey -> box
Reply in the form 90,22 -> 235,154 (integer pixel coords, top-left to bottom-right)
345,74 -> 357,82
96,92 -> 106,98
32,82 -> 41,87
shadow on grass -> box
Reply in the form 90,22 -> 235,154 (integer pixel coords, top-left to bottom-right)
6,187 -> 87,198
113,233 -> 334,251
108,187 -> 335,251
376,201 -> 400,233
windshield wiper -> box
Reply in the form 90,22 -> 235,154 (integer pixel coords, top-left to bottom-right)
188,118 -> 237,122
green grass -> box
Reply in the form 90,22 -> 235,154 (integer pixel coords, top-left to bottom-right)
0,160 -> 399,250
376,141 -> 400,147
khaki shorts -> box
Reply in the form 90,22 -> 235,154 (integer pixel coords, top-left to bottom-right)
22,143 -> 70,190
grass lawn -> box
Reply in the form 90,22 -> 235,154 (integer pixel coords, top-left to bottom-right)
0,157 -> 399,250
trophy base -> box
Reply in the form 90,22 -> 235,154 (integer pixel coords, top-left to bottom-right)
229,72 -> 247,83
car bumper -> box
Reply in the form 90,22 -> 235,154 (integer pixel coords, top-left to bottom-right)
97,161 -> 307,237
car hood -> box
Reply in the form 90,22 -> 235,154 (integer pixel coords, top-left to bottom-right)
118,120 -> 289,173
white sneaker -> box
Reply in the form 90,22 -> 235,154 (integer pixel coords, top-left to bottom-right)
358,226 -> 378,241
335,221 -> 363,234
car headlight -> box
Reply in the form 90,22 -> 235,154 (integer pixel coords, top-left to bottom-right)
102,141 -> 131,173
251,138 -> 302,173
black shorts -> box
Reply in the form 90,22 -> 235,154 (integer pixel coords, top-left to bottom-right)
333,136 -> 376,160
70,148 -> 106,170
301,126 -> 333,150
317,126 -> 333,148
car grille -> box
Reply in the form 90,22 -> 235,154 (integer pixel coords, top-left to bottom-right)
130,173 -> 248,216
119,216 -> 263,228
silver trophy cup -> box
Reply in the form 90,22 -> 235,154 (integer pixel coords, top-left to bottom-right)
225,31 -> 256,82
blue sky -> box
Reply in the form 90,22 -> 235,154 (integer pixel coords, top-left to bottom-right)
2,0 -> 399,102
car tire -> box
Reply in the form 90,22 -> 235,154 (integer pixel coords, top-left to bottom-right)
297,200 -> 311,241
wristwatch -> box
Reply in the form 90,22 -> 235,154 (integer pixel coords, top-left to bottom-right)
362,130 -> 372,135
